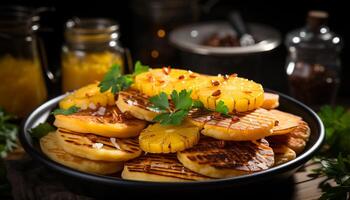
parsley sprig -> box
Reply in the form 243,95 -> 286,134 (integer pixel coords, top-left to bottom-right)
0,108 -> 18,158
149,90 -> 203,125
313,105 -> 350,200
98,61 -> 149,94
318,106 -> 350,156
312,154 -> 350,200
29,122 -> 56,139
51,106 -> 80,116
215,100 -> 229,116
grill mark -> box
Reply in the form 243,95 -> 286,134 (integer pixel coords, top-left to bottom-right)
125,154 -> 212,180
58,129 -> 140,153
179,137 -> 274,172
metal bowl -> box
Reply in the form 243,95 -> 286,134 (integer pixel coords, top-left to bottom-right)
169,21 -> 281,80
19,90 -> 324,197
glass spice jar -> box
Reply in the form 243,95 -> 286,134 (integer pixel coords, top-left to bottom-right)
62,18 -> 128,92
0,6 -> 48,117
285,11 -> 342,109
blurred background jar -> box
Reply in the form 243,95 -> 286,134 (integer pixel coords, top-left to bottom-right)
62,18 -> 127,92
130,0 -> 199,67
0,6 -> 48,117
285,11 -> 342,109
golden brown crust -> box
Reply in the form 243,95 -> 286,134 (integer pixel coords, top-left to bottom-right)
54,106 -> 147,138
177,137 -> 274,178
122,153 -> 212,182
56,129 -> 142,161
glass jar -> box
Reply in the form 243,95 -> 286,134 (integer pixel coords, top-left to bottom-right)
62,18 -> 127,92
0,6 -> 48,117
285,11 -> 342,109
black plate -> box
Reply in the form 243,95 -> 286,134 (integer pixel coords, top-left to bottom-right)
19,90 -> 324,196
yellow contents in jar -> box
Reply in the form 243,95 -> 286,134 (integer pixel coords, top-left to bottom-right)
0,55 -> 47,117
62,51 -> 123,92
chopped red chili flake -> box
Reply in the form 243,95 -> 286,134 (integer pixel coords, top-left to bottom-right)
162,66 -> 171,75
231,116 -> 240,122
275,120 -> 279,126
224,74 -> 230,80
211,80 -> 220,86
212,90 -> 221,96
230,73 -> 238,78
189,74 -> 197,78
243,90 -> 252,94
157,79 -> 165,84
178,75 -> 185,80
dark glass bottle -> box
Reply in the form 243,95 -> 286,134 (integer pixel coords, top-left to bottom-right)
285,11 -> 342,109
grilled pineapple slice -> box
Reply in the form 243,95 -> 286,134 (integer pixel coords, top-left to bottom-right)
261,92 -> 279,109
133,68 -> 189,97
116,89 -> 158,122
177,137 -> 274,178
189,108 -> 276,141
56,129 -> 142,161
197,76 -> 264,112
133,68 -> 218,99
40,132 -> 123,174
54,106 -> 147,138
269,109 -> 302,135
139,121 -> 200,153
122,154 -> 212,182
59,83 -> 115,110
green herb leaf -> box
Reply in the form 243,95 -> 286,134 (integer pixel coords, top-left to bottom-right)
192,100 -> 204,108
171,90 -> 193,110
133,61 -> 149,76
52,106 -> 80,115
0,108 -> 18,158
312,154 -> 350,200
318,106 -> 350,155
99,64 -> 124,93
29,122 -> 56,139
149,92 -> 169,112
153,110 -> 189,125
215,100 -> 229,116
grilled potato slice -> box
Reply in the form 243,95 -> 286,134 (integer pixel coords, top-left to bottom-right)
56,129 -> 142,162
40,132 -> 123,174
196,76 -> 264,112
269,109 -> 302,135
189,108 -> 276,141
116,89 -> 158,122
261,92 -> 279,109
54,106 -> 147,138
177,137 -> 274,178
122,153 -> 212,182
139,121 -> 200,153
267,121 -> 310,155
59,83 -> 115,110
269,144 -> 296,166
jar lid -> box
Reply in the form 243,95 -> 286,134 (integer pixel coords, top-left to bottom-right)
65,18 -> 120,43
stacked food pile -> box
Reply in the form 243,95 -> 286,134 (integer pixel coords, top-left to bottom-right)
39,65 -> 310,182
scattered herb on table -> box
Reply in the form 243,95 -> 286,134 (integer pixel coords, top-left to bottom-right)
150,90 -> 203,125
313,105 -> 350,200
29,122 -> 56,139
0,108 -> 18,158
313,154 -> 350,200
98,61 -> 149,94
318,105 -> 350,156
51,105 -> 80,116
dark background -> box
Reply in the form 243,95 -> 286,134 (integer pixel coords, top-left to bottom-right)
1,0 -> 348,98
